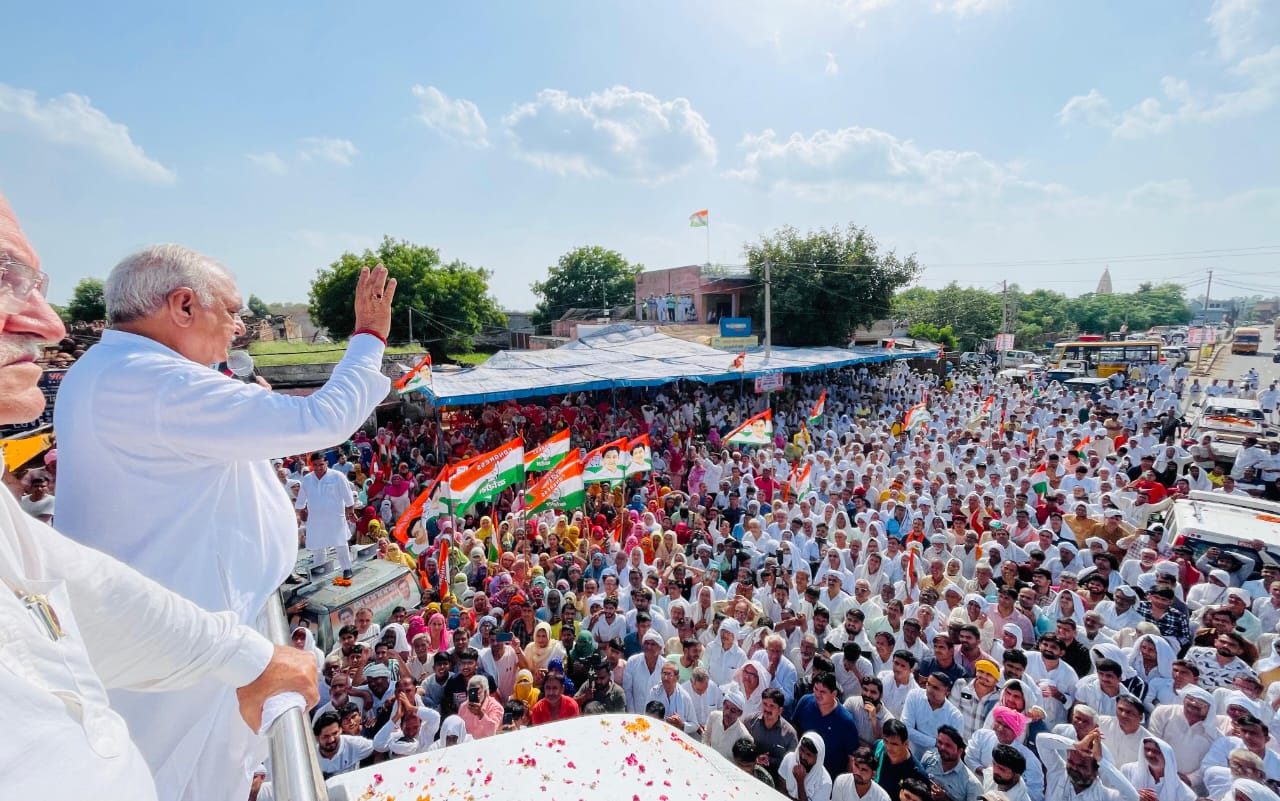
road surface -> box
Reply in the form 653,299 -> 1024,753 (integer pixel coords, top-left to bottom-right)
1204,326 -> 1280,390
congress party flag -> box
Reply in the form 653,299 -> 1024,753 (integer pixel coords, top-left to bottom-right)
732,352 -> 746,371
391,465 -> 451,546
903,401 -> 931,431
394,354 -> 432,395
582,437 -> 629,484
524,453 -> 586,514
524,428 -> 571,473
1030,464 -> 1049,497
624,434 -> 652,476
726,409 -> 773,447
447,436 -> 525,513
689,209 -> 709,228
806,391 -> 826,428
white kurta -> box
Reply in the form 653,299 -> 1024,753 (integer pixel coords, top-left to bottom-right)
296,469 -> 355,549
53,330 -> 389,801
0,489 -> 272,801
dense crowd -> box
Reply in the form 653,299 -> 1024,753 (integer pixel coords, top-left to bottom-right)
138,358 -> 1280,800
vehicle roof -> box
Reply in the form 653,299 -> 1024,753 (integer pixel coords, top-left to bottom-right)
1064,376 -> 1110,385
1054,339 -> 1163,346
1168,492 -> 1280,557
1199,397 -> 1263,410
282,555 -> 414,612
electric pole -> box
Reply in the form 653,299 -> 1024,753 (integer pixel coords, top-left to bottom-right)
998,280 -> 1008,369
764,258 -> 773,360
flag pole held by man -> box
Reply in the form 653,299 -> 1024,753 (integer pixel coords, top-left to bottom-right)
0,188 -> 320,801
52,243 -> 397,801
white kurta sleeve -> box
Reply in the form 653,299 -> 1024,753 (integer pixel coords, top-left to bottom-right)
149,334 -> 390,463
22,510 -> 273,692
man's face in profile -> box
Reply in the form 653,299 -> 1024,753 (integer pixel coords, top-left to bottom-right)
0,191 -> 66,424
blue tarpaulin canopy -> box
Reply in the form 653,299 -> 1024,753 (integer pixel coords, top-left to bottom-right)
414,324 -> 937,406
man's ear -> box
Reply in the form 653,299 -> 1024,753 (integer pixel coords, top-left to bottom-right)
167,287 -> 198,328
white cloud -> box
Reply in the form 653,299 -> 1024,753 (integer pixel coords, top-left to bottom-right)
297,137 -> 358,166
0,83 -> 175,184
502,85 -> 717,183
245,151 -> 288,175
1058,0 -> 1280,138
411,85 -> 488,146
1125,179 -> 1196,209
936,0 -> 1008,16
825,52 -> 840,75
1208,0 -> 1264,60
728,125 -> 1066,205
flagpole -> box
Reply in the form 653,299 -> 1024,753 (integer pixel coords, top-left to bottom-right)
705,214 -> 711,268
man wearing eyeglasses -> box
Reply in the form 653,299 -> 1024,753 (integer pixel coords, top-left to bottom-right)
0,189 -> 319,801
51,238 -> 395,800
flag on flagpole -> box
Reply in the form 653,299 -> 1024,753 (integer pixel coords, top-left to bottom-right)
524,428 -> 571,472
725,409 -> 773,446
581,438 -> 629,484
1030,464 -> 1049,497
524,454 -> 586,514
391,466 -> 451,546
732,352 -> 746,371
623,434 -> 652,476
788,462 -> 812,498
903,401 -> 931,430
394,354 -> 433,394
447,437 -> 525,513
806,391 -> 826,428
689,209 -> 709,228
1075,435 -> 1091,454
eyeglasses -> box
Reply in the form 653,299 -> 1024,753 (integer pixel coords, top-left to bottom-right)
0,253 -> 50,314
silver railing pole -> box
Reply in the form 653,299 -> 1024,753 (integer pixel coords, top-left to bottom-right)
259,592 -> 328,801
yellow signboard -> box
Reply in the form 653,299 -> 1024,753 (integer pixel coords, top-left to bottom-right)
712,335 -> 759,350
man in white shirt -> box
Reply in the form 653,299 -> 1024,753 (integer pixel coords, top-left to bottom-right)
296,452 -> 357,577
54,246 -> 396,801
0,188 -> 318,801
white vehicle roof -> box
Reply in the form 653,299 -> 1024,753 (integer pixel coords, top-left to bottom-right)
1165,491 -> 1280,561
1199,397 -> 1263,411
328,714 -> 782,801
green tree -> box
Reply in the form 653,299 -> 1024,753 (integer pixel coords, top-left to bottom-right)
530,246 -> 643,330
247,294 -> 271,318
907,322 -> 958,350
65,277 -> 106,323
744,223 -> 919,346
308,236 -> 506,362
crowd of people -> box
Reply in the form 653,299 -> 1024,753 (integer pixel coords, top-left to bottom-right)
262,355 -> 1280,801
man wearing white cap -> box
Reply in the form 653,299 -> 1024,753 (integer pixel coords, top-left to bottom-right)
1148,687 -> 1221,795
623,629 -> 668,713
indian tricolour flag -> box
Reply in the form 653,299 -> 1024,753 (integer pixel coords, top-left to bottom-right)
1030,464 -> 1049,497
689,209 -> 709,228
391,465 -> 452,545
524,428 -> 571,472
524,454 -> 586,514
447,436 -> 525,513
806,391 -> 826,428
788,462 -> 812,498
903,401 -> 931,430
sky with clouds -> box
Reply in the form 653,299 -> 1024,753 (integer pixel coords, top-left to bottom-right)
2,0 -> 1278,311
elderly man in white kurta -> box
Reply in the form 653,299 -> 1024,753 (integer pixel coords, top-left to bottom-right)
0,188 -> 319,801
296,451 -> 357,574
54,246 -> 396,801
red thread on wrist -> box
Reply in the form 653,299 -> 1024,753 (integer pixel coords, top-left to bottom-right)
352,328 -> 387,345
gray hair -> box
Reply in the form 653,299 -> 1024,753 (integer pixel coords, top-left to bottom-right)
105,244 -> 233,324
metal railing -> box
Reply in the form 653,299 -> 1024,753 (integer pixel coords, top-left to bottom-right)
258,593 -> 329,801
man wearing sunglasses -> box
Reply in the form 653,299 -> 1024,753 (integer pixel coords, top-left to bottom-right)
0,189 -> 318,801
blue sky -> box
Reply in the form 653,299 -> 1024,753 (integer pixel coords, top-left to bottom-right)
3,0 -> 1278,312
